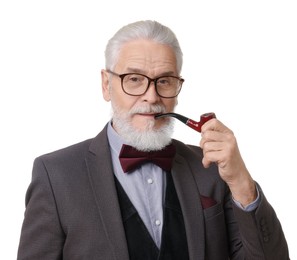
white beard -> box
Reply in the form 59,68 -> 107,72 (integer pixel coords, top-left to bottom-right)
111,103 -> 175,151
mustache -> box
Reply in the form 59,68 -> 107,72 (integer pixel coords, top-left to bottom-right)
129,104 -> 166,115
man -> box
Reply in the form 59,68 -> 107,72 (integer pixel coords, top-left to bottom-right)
17,20 -> 289,259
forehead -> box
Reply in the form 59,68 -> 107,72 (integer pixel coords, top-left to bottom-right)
115,39 -> 177,74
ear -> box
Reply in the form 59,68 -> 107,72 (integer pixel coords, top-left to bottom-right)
101,69 -> 111,101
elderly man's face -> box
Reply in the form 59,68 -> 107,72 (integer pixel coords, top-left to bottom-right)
101,39 -> 179,133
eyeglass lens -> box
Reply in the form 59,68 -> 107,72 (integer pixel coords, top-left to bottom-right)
122,74 -> 182,97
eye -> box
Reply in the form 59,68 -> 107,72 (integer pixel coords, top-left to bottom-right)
125,74 -> 145,83
158,77 -> 171,85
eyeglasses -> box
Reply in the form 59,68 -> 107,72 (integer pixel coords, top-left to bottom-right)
107,70 -> 184,98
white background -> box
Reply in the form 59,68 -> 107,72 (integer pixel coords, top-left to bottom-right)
1,0 -> 296,259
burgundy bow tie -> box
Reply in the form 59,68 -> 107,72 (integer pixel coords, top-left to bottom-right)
119,143 -> 176,173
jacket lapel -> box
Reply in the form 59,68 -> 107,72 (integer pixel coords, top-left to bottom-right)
172,153 -> 206,260
85,125 -> 129,260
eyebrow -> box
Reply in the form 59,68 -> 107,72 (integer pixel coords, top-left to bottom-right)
125,67 -> 176,77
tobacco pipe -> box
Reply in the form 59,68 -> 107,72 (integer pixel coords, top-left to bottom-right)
155,112 -> 216,132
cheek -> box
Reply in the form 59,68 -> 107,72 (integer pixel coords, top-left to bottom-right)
164,98 -> 177,111
111,92 -> 138,114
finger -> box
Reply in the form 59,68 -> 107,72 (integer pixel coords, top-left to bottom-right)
201,141 -> 225,153
201,118 -> 232,134
200,131 -> 225,148
202,150 -> 224,169
201,139 -> 222,168
202,156 -> 211,168
201,150 -> 223,168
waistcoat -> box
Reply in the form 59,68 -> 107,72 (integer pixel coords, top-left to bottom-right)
114,172 -> 190,260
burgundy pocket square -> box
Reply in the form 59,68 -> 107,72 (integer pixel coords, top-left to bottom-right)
200,195 -> 217,209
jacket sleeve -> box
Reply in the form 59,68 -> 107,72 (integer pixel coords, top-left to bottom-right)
17,157 -> 65,260
231,185 -> 290,260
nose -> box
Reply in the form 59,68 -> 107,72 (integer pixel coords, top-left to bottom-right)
142,81 -> 160,102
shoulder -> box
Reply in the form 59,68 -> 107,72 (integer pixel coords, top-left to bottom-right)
32,138 -> 95,178
35,124 -> 109,167
38,138 -> 93,162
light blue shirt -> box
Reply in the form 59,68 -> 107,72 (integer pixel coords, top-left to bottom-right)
107,122 -> 166,248
106,121 -> 260,248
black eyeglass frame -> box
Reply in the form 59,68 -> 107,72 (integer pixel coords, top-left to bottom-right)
106,70 -> 184,98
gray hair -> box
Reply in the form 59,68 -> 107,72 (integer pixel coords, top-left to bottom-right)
104,20 -> 183,74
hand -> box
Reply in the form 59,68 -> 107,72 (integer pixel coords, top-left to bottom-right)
200,118 -> 257,207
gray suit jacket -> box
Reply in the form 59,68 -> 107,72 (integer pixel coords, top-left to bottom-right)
17,124 -> 289,259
